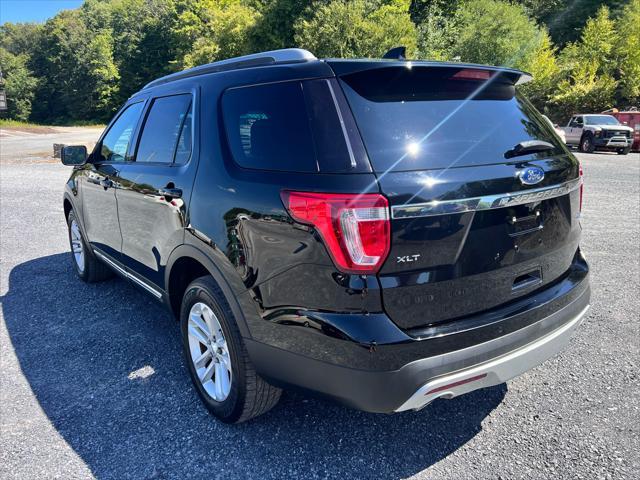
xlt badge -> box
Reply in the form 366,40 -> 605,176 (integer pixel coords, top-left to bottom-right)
397,254 -> 421,263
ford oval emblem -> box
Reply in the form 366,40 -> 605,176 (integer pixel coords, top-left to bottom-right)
519,166 -> 545,185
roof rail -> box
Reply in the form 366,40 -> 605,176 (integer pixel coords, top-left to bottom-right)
142,48 -> 317,90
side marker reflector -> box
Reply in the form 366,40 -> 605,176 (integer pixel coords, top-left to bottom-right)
425,373 -> 488,396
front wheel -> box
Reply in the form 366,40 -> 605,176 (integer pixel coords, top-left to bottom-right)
180,276 -> 281,423
617,147 -> 630,155
66,210 -> 113,282
580,134 -> 595,153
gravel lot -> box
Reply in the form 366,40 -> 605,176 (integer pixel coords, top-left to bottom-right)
1,129 -> 638,479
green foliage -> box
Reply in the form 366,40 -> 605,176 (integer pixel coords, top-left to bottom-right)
520,0 -> 628,46
294,0 -> 417,58
173,0 -> 260,68
249,0 -> 314,51
409,0 -> 461,24
1,0 -> 638,124
0,22 -> 43,56
110,0 -> 179,105
615,0 -> 640,105
549,6 -> 618,118
517,31 -> 560,115
414,0 -> 459,60
450,0 -> 545,70
27,8 -> 119,122
0,47 -> 38,121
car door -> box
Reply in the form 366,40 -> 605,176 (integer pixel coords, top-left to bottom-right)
80,102 -> 145,259
566,116 -> 576,144
115,91 -> 198,291
571,116 -> 584,143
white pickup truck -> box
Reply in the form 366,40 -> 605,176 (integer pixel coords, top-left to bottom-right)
562,114 -> 633,155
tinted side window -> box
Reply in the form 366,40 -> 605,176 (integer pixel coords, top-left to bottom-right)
136,94 -> 192,164
222,82 -> 317,172
100,102 -> 144,162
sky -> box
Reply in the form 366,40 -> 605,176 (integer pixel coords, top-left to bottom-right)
1,0 -> 83,24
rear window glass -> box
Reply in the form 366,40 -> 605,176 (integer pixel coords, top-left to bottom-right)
136,94 -> 192,164
339,67 -> 565,172
222,79 -> 365,173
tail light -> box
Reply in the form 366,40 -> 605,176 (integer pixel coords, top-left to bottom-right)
579,163 -> 584,212
281,191 -> 390,274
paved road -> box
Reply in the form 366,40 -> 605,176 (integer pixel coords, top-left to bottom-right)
1,132 -> 638,479
0,126 -> 104,163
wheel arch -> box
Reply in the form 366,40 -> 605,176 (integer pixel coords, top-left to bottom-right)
63,197 -> 73,220
165,244 -> 251,338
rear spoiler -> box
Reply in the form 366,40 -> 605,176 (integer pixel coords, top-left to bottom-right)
324,59 -> 532,85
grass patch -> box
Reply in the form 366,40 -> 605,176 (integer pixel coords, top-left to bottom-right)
0,119 -> 105,129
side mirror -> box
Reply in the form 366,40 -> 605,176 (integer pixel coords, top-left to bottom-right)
61,145 -> 88,166
622,121 -> 629,126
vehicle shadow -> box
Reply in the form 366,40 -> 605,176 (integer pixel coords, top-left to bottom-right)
2,254 -> 507,479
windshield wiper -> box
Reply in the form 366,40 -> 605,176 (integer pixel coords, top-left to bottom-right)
504,140 -> 555,159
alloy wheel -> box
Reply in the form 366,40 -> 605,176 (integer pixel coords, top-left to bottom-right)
70,219 -> 85,273
187,302 -> 232,401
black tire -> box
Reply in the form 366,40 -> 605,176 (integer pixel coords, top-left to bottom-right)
66,210 -> 113,283
580,134 -> 595,153
617,147 -> 630,155
180,276 -> 281,423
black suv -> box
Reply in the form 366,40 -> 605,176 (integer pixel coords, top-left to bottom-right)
61,48 -> 590,423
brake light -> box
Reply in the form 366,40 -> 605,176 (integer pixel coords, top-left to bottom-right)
282,191 -> 390,274
579,163 -> 584,212
451,69 -> 493,81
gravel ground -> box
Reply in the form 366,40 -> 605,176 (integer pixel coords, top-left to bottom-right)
1,137 -> 638,479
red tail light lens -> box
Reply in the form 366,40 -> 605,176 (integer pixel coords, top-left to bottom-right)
451,69 -> 493,81
579,163 -> 584,212
282,191 -> 391,274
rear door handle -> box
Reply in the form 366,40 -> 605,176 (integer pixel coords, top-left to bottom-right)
159,188 -> 182,199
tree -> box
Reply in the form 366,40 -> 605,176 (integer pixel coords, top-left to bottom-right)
550,6 -> 618,118
110,0 -> 180,106
173,0 -> 260,68
0,22 -> 43,56
248,0 -> 314,51
615,0 -> 640,105
294,0 -> 417,58
414,0 -> 459,60
449,0 -> 547,71
409,0 -> 461,24
28,8 -> 119,122
517,31 -> 560,116
518,0 -> 628,46
0,47 -> 38,121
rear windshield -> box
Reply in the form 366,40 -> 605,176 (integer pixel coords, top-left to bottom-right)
339,67 -> 565,172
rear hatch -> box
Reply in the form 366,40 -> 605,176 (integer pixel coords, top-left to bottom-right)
335,63 -> 582,330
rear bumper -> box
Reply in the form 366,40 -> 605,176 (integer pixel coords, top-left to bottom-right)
244,254 -> 590,413
396,303 -> 587,411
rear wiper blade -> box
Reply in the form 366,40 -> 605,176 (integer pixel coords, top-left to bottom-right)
504,140 -> 555,159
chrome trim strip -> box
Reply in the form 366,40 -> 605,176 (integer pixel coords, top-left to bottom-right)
327,80 -> 357,168
391,178 -> 581,219
94,250 -> 163,299
94,250 -> 127,275
127,272 -> 164,300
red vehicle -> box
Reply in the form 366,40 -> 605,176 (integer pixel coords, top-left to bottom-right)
604,108 -> 640,151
